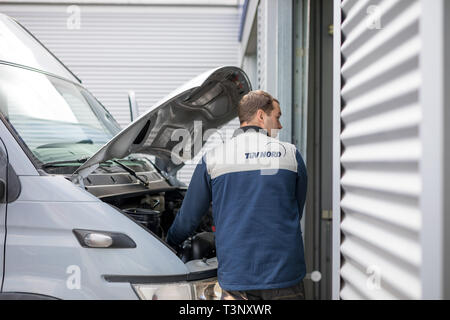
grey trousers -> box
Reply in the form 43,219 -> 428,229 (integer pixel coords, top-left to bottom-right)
224,280 -> 305,300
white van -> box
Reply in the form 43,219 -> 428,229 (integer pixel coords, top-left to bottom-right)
0,13 -> 251,299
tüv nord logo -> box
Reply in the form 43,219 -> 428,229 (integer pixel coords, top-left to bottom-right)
245,151 -> 282,159
245,142 -> 287,159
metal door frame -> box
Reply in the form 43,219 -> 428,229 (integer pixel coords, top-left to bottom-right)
420,0 -> 450,300
301,0 -> 333,300
0,138 -> 8,292
331,0 -> 341,301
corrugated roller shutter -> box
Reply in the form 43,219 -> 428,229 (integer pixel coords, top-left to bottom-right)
337,0 -> 422,299
0,3 -> 240,184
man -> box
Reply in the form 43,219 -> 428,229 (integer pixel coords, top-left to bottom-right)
167,90 -> 307,300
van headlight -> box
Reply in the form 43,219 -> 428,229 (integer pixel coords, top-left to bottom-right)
132,278 -> 235,300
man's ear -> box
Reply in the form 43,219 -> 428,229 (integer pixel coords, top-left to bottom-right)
256,109 -> 265,123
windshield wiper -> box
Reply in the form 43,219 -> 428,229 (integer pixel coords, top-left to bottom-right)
112,159 -> 149,187
41,157 -> 89,169
36,139 -> 94,149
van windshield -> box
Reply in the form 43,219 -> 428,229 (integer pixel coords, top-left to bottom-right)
0,64 -> 121,165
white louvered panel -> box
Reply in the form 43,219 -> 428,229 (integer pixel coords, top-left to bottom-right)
338,0 -> 422,299
0,3 -> 240,185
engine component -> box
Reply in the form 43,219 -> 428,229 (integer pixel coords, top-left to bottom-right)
179,232 -> 216,263
140,194 -> 165,212
123,208 -> 162,237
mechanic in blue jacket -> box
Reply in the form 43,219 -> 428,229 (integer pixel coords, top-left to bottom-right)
167,90 -> 308,300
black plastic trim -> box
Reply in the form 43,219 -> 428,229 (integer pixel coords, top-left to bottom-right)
0,292 -> 59,300
133,120 -> 151,145
95,185 -> 177,201
6,163 -> 21,203
73,229 -> 137,249
103,269 -> 217,284
0,108 -> 42,173
0,138 -> 21,204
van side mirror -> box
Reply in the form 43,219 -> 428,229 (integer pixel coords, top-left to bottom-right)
0,178 -> 5,203
128,91 -> 139,122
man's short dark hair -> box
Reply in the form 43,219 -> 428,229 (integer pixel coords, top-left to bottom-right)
238,90 -> 279,124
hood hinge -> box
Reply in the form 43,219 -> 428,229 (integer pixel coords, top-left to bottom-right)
71,164 -> 99,188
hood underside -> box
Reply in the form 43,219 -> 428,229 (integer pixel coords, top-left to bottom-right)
73,66 -> 251,181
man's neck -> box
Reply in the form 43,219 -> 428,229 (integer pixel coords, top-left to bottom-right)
233,125 -> 269,138
240,122 -> 263,128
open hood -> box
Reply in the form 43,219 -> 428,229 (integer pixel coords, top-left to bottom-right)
72,66 -> 251,183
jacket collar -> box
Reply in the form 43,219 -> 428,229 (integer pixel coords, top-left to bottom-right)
232,125 -> 269,138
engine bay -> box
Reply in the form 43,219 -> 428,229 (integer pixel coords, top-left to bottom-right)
104,189 -> 216,263
54,155 -> 217,263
